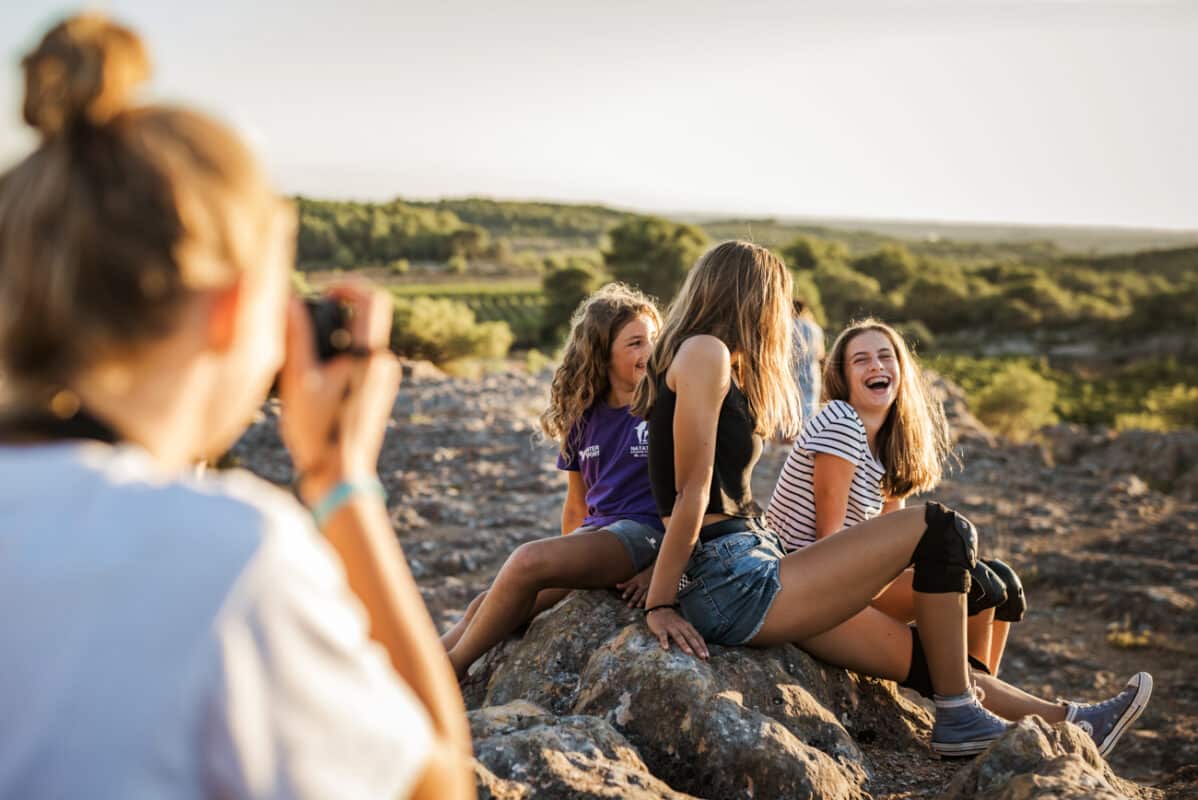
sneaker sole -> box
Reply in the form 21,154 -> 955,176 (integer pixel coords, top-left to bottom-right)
1097,672 -> 1153,758
931,737 -> 1000,757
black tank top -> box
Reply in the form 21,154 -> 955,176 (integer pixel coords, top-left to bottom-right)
647,375 -> 763,519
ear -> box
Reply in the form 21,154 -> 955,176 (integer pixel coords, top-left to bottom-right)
204,277 -> 246,353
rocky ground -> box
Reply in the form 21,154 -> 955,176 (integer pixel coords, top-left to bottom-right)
231,363 -> 1198,799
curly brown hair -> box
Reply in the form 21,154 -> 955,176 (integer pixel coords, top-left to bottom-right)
539,283 -> 661,462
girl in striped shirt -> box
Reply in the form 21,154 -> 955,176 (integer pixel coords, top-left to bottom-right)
767,319 -> 1021,676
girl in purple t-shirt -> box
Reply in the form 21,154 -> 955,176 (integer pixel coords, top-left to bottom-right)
442,284 -> 663,678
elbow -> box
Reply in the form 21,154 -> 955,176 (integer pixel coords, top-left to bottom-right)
409,738 -> 475,800
672,484 -> 710,517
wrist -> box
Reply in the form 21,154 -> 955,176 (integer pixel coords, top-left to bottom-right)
645,602 -> 679,616
306,477 -> 387,529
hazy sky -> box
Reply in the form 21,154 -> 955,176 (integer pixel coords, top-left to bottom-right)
2,1 -> 1195,229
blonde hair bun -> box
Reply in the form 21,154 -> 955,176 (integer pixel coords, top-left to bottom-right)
22,13 -> 149,139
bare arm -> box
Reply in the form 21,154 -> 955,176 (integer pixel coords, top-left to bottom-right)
811,452 -> 856,539
561,470 -> 588,535
280,285 -> 472,797
643,336 -> 730,658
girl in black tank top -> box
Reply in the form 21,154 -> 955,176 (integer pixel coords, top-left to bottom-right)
628,241 -> 1151,759
646,375 -> 761,520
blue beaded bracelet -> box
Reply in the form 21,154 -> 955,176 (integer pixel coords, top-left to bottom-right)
310,478 -> 386,528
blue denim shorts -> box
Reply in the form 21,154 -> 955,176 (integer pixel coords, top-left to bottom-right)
574,518 -> 663,573
676,518 -> 786,646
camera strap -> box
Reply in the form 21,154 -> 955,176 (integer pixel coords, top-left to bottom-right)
0,407 -> 120,445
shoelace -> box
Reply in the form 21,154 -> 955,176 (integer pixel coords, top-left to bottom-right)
1068,686 -> 1132,734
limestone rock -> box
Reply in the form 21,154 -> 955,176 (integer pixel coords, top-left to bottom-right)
470,701 -> 694,799
478,590 -> 932,799
942,716 -> 1152,800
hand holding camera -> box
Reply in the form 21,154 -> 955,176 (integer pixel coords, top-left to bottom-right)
278,281 -> 400,505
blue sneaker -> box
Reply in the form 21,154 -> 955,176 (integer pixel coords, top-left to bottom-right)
1066,672 -> 1153,757
932,691 -> 1010,757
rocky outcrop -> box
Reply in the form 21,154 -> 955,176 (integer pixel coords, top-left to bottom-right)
1041,424 -> 1198,500
462,588 -> 1172,799
466,590 -> 929,799
942,716 -> 1156,800
470,701 -> 693,799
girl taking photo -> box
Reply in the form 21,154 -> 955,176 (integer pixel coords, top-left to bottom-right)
444,283 -> 664,678
0,15 -> 470,798
634,241 -> 1152,758
766,319 -> 1024,676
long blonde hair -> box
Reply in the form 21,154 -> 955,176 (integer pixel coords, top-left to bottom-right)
823,318 -> 951,498
0,14 -> 282,405
540,283 -> 661,461
631,241 -> 800,438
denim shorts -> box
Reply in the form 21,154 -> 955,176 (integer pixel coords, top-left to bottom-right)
676,518 -> 786,646
574,518 -> 663,573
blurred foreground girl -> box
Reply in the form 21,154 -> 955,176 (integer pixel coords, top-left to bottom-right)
766,318 -> 1024,676
0,15 -> 470,799
443,283 -> 663,678
635,241 -> 1152,758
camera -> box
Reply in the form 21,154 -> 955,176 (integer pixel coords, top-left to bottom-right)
304,297 -> 353,361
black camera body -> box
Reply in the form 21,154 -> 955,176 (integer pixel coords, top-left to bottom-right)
303,297 -> 353,361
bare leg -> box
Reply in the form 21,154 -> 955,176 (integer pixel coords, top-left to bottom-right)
440,587 -> 571,651
870,569 -> 916,623
974,672 -> 1067,722
751,507 -> 928,645
968,609 -> 995,669
447,531 -> 635,678
915,592 -> 970,696
751,506 -> 970,695
988,621 -> 1011,676
871,569 -> 998,669
440,590 -> 488,651
795,606 -> 915,681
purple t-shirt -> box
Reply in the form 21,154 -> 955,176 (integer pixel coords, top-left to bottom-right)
556,402 -> 664,532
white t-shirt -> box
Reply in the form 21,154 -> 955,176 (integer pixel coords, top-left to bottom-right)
0,442 -> 432,800
766,399 -> 886,550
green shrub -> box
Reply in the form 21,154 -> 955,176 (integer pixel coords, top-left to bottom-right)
541,259 -> 604,343
604,216 -> 709,303
390,296 -> 513,363
894,320 -> 936,352
389,258 -> 411,275
524,348 -> 555,375
973,363 -> 1059,441
813,262 -> 884,328
447,255 -> 469,275
851,244 -> 918,292
902,271 -> 977,331
1115,384 -> 1198,431
790,269 -> 827,328
781,235 -> 848,271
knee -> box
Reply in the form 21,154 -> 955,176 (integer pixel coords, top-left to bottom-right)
504,540 -> 554,586
968,560 -> 1008,616
984,558 -> 1028,622
464,589 -> 488,620
910,502 -> 977,594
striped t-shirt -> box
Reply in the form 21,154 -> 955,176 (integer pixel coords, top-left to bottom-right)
766,399 -> 886,551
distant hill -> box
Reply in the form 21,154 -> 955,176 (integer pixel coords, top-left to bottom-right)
407,196 -> 1198,257
689,215 -> 1198,257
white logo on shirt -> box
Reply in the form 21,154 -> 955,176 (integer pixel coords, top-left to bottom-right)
630,421 -> 649,458
579,445 -> 600,461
